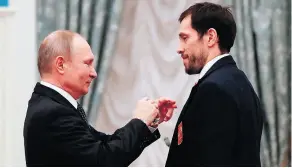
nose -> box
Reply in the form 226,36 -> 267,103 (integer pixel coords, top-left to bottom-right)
177,45 -> 184,55
90,67 -> 97,79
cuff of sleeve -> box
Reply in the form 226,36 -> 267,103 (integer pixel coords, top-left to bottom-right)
148,126 -> 157,133
138,118 -> 157,133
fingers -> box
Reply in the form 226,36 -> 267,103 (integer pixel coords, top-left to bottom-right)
142,97 -> 176,109
157,97 -> 177,109
164,109 -> 174,121
151,100 -> 158,107
137,97 -> 176,126
141,97 -> 150,101
151,103 -> 159,117
150,109 -> 159,125
172,104 -> 178,108
158,97 -> 176,104
156,97 -> 177,123
158,102 -> 177,114
158,97 -> 174,102
140,97 -> 159,109
150,120 -> 159,128
159,100 -> 176,107
135,97 -> 159,124
140,97 -> 158,106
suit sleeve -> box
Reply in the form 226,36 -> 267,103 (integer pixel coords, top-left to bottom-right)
88,125 -> 109,141
46,107 -> 160,166
188,82 -> 237,166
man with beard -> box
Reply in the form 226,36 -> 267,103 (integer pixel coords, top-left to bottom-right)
165,2 -> 263,167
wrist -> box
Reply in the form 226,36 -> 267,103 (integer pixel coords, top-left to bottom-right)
134,117 -> 150,126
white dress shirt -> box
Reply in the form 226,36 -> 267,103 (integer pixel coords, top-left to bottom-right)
199,53 -> 230,79
40,81 -> 78,109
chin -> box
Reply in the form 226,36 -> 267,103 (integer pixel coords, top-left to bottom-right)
81,88 -> 89,96
84,89 -> 89,94
185,67 -> 201,75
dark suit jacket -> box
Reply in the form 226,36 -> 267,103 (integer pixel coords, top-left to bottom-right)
165,56 -> 263,167
23,83 -> 160,167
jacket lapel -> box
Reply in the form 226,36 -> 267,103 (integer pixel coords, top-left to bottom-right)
33,82 -> 76,111
176,84 -> 199,124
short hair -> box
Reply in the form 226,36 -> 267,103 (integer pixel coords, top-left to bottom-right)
179,2 -> 237,52
37,30 -> 77,76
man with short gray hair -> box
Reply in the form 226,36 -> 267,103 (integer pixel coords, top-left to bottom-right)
24,30 -> 177,166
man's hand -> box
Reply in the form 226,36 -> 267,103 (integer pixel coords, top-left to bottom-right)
150,97 -> 177,127
133,97 -> 159,126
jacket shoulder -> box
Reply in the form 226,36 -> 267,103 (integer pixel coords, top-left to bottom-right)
25,93 -> 76,128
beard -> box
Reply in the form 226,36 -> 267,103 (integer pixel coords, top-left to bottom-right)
185,52 -> 207,75
185,66 -> 201,75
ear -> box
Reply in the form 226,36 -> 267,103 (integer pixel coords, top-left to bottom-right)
55,56 -> 66,74
206,28 -> 218,48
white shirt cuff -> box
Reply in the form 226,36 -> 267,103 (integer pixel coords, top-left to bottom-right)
148,126 -> 157,133
138,118 -> 157,133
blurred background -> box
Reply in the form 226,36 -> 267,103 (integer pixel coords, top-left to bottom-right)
0,0 -> 291,166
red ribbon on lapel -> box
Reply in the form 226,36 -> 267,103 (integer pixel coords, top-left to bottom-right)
178,121 -> 183,145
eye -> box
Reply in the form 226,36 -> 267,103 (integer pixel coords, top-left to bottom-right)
179,35 -> 188,42
84,62 -> 91,67
84,59 -> 93,67
182,36 -> 188,42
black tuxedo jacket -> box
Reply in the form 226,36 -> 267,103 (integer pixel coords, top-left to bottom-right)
23,83 -> 160,166
165,56 -> 263,167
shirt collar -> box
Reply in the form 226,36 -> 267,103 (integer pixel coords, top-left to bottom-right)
199,53 -> 230,79
40,81 -> 78,109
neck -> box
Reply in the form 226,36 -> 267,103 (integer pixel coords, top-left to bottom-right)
41,77 -> 61,88
205,49 -> 228,65
41,76 -> 79,100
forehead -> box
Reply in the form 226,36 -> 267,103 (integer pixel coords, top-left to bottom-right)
71,36 -> 94,59
179,15 -> 197,36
